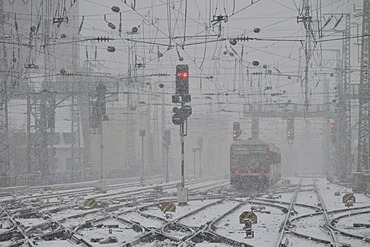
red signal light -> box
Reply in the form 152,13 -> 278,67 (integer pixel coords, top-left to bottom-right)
177,72 -> 189,78
330,123 -> 335,129
233,131 -> 237,141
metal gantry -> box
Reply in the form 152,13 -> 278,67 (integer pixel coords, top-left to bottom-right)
358,0 -> 370,173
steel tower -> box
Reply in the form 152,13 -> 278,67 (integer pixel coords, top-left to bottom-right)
358,0 -> 370,174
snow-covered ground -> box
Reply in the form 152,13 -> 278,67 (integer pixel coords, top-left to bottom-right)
1,176 -> 369,246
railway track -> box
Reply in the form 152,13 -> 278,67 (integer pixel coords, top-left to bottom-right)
1,176 -> 370,246
0,178 -> 234,246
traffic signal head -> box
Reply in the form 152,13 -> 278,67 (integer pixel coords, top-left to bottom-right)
251,118 -> 259,139
330,121 -> 336,143
233,122 -> 242,141
287,129 -> 293,137
175,64 -> 189,95
287,117 -> 294,143
181,105 -> 192,119
172,107 -> 182,125
172,106 -> 192,125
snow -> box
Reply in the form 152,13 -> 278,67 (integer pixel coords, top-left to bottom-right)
214,203 -> 286,246
76,218 -> 142,246
1,177 -> 370,246
124,211 -> 164,228
36,240 -> 77,247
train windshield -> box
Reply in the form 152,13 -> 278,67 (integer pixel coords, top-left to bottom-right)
233,152 -> 267,167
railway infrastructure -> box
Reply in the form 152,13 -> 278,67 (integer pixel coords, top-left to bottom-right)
0,176 -> 369,246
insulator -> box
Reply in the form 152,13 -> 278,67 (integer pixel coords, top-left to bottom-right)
252,61 -> 259,66
108,22 -> 116,30
254,27 -> 261,33
229,38 -> 237,45
97,36 -> 110,42
111,6 -> 120,12
236,36 -> 250,42
107,46 -> 116,52
132,26 -> 138,33
60,33 -> 67,39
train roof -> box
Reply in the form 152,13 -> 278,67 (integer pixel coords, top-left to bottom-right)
231,138 -> 268,146
231,138 -> 281,152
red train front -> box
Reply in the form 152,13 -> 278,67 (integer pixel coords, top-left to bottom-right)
230,138 -> 281,190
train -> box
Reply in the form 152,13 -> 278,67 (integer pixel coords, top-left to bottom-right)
230,138 -> 281,190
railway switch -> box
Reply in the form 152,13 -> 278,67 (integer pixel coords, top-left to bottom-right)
239,211 -> 257,224
161,202 -> 176,212
342,193 -> 356,204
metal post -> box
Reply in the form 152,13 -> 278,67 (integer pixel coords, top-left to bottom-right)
165,145 -> 169,183
142,135 -> 144,183
161,84 -> 166,179
95,116 -> 106,193
180,124 -> 185,187
100,118 -> 103,180
199,150 -> 202,178
0,0 -> 10,187
140,129 -> 145,185
192,148 -> 197,178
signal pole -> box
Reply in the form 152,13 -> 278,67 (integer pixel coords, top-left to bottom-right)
197,137 -> 203,178
172,64 -> 192,205
192,148 -> 197,178
180,118 -> 185,187
0,0 -> 10,187
163,129 -> 170,183
165,144 -> 169,183
140,129 -> 145,186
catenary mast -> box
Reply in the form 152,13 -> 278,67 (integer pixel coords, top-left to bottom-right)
357,0 -> 370,174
